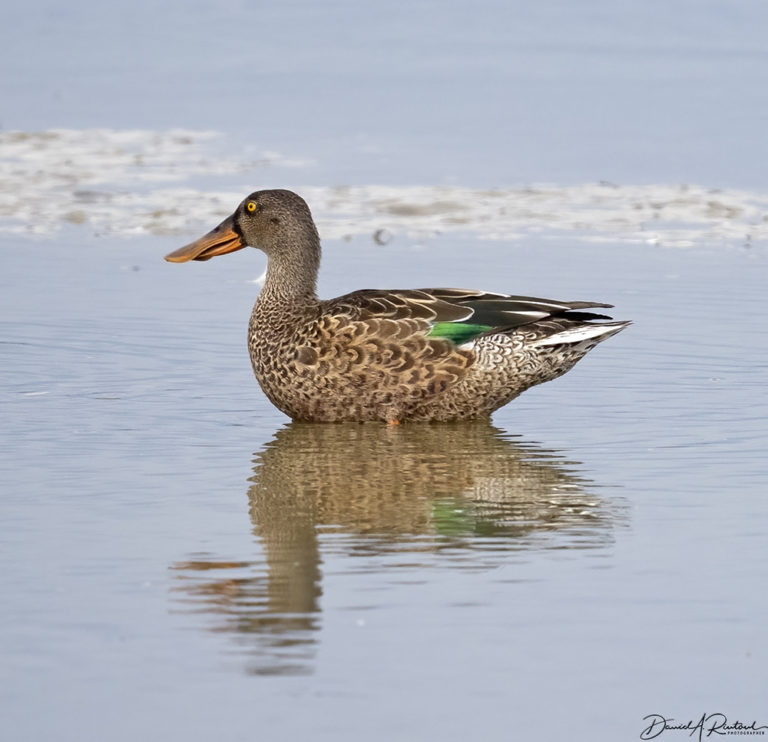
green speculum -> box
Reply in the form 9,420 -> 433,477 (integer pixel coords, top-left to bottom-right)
428,322 -> 492,345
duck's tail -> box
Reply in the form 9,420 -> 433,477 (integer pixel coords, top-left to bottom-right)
530,320 -> 631,348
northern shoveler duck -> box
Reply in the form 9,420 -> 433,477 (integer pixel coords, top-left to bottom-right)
165,189 -> 629,422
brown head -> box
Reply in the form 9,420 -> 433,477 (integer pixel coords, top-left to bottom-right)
164,189 -> 320,264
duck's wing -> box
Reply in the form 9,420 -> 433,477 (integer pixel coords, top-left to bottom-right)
423,288 -> 615,330
322,288 -> 616,347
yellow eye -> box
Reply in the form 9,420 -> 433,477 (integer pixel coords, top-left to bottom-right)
246,201 -> 258,213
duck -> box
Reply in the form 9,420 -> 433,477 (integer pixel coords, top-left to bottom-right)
165,189 -> 629,423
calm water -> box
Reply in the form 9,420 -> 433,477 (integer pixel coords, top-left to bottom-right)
2,232 -> 766,740
2,1 -> 768,740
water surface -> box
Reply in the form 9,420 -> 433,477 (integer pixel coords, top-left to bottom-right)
2,230 -> 766,740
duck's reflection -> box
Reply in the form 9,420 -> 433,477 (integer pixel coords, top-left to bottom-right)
171,421 -> 623,675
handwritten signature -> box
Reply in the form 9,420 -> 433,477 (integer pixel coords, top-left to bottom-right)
641,713 -> 768,741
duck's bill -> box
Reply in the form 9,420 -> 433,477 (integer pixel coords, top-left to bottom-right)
164,216 -> 245,262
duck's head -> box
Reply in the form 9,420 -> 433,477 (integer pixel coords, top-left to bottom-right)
165,189 -> 318,263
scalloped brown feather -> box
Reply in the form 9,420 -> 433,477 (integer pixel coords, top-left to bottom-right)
248,291 -> 477,422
